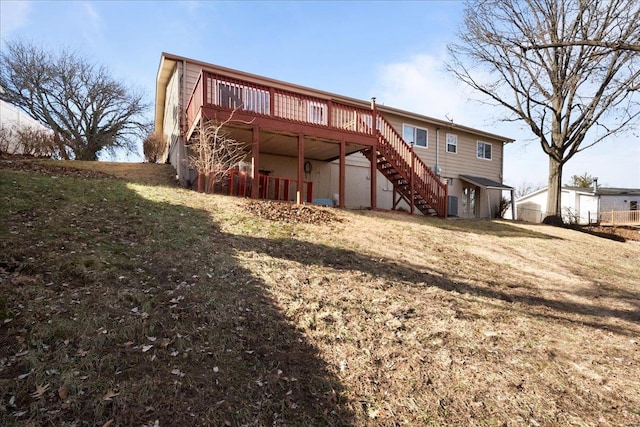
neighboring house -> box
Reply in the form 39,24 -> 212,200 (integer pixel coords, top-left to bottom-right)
154,52 -> 515,218
515,185 -> 640,225
0,98 -> 50,154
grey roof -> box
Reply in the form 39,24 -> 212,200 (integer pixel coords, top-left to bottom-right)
459,175 -> 513,190
597,187 -> 640,196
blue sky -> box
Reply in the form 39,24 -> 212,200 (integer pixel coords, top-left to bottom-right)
1,0 -> 639,188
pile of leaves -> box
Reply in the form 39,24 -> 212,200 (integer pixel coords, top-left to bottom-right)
243,200 -> 343,224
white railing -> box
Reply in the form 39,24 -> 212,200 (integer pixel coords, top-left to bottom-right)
599,210 -> 640,225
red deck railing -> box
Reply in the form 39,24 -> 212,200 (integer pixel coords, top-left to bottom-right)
186,71 -> 373,136
201,169 -> 313,203
185,70 -> 447,216
376,115 -> 448,217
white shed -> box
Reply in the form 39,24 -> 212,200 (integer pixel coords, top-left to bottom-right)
514,185 -> 640,224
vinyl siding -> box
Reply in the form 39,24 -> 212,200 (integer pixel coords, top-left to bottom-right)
381,111 -> 504,182
600,195 -> 640,212
163,63 -> 181,161
184,62 -> 203,103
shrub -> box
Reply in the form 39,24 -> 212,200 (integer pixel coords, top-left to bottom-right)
143,132 -> 165,163
0,125 -> 57,157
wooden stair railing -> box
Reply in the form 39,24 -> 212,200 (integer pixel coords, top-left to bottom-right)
363,114 -> 448,217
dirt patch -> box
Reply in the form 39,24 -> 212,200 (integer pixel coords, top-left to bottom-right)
243,199 -> 343,224
585,225 -> 640,242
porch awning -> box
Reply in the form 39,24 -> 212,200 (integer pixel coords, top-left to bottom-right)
459,175 -> 513,190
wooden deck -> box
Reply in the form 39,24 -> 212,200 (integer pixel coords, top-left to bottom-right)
184,69 -> 448,217
599,210 -> 640,226
186,70 -> 377,151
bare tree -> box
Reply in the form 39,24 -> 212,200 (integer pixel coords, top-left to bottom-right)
0,40 -> 149,161
448,0 -> 640,224
143,132 -> 165,163
515,181 -> 544,199
187,112 -> 251,193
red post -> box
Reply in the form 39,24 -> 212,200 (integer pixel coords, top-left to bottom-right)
297,134 -> 304,204
251,126 -> 260,199
410,146 -> 415,215
284,179 -> 290,201
339,140 -> 345,208
306,182 -> 313,203
202,72 -> 208,106
443,181 -> 448,218
237,172 -> 242,196
259,175 -> 267,199
275,178 -> 281,200
269,88 -> 275,117
370,97 -> 377,211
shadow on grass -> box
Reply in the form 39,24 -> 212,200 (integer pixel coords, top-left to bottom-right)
564,224 -> 626,242
2,169 -> 637,426
235,235 -> 639,337
0,171 -> 352,426
350,209 -> 562,240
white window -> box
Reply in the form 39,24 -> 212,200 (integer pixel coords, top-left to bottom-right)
402,124 -> 428,148
446,133 -> 457,154
476,141 -> 492,160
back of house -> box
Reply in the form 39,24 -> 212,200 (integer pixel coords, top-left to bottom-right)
154,52 -> 514,219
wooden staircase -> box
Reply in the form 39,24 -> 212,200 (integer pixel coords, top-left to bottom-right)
363,114 -> 448,217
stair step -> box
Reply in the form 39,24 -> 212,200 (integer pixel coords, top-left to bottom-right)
362,138 -> 446,217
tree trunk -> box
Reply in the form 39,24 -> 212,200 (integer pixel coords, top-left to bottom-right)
74,142 -> 100,161
74,149 -> 99,161
543,156 -> 564,225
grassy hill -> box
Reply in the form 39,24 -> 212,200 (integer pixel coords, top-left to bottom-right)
1,160 -> 639,426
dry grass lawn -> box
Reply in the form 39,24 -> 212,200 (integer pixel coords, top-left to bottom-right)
1,160 -> 639,426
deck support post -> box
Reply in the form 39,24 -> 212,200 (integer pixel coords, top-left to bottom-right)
339,140 -> 345,208
251,126 -> 260,199
410,145 -> 415,215
392,188 -> 398,210
297,134 -> 305,204
510,188 -> 515,221
370,97 -> 377,211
